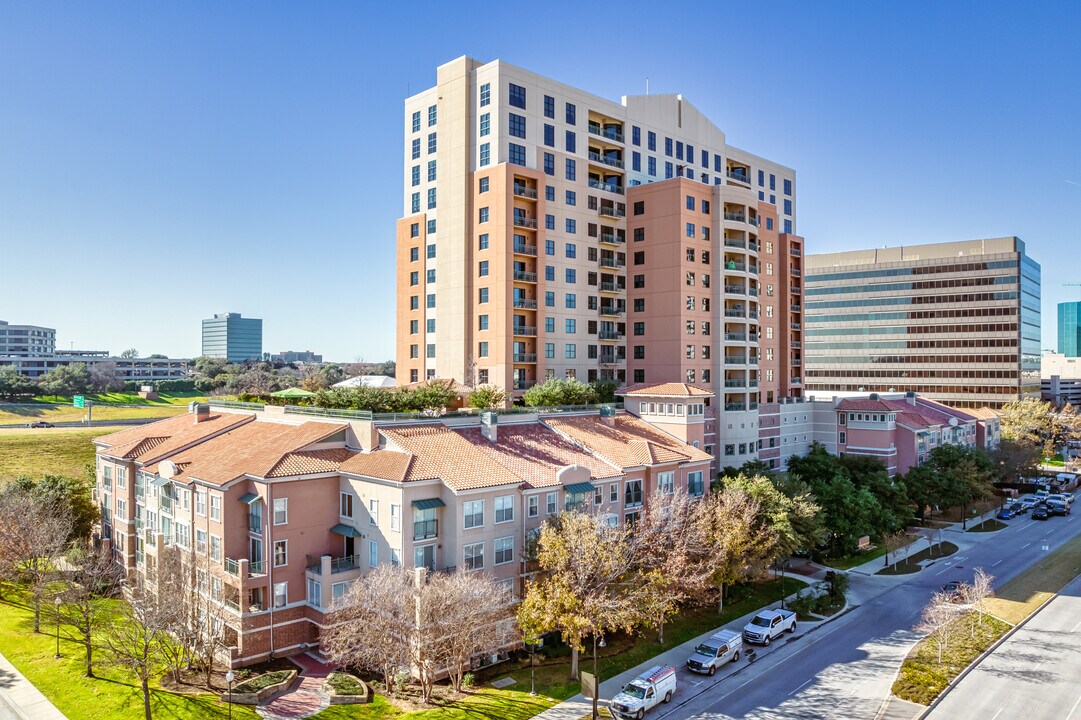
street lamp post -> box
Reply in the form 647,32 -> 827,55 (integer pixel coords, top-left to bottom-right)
528,641 -> 536,697
54,596 -> 62,658
225,670 -> 234,720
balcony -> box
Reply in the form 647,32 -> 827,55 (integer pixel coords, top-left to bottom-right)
599,206 -> 626,218
599,233 -> 625,245
724,309 -> 745,318
598,357 -> 625,367
513,185 -> 538,200
306,554 -> 363,575
748,265 -> 759,275
791,322 -> 802,331
791,247 -> 802,256
588,180 -> 625,195
726,170 -> 751,185
790,268 -> 802,277
588,151 -> 625,169
724,332 -> 747,342
599,281 -> 623,293
724,285 -> 746,295
249,560 -> 266,575
588,124 -> 624,143
791,304 -> 802,313
748,287 -> 759,297
513,299 -> 537,310
724,380 -> 748,388
791,359 -> 802,367
513,216 -> 538,229
724,356 -> 748,365
413,519 -> 438,541
724,212 -> 746,223
514,270 -> 537,283
724,237 -> 747,249
598,330 -> 624,340
513,353 -> 538,363
599,257 -> 625,268
792,377 -> 802,385
513,325 -> 537,336
723,261 -> 747,272
513,380 -> 536,391
749,216 -> 760,227
598,306 -> 625,317
748,310 -> 759,319
513,243 -> 537,256
725,402 -> 747,412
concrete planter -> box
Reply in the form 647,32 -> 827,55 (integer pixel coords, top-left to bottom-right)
323,673 -> 371,704
221,669 -> 297,705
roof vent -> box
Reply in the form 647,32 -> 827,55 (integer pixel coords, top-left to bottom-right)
906,390 -> 917,406
869,393 -> 879,401
190,402 -> 210,423
480,411 -> 498,443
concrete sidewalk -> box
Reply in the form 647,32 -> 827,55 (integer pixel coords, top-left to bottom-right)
528,569 -> 842,720
0,652 -> 66,720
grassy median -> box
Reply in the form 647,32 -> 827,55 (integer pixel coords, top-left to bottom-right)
0,427 -> 113,482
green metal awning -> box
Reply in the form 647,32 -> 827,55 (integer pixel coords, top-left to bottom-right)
330,523 -> 362,538
564,482 -> 596,495
152,476 -> 171,487
237,492 -> 260,504
412,497 -> 446,510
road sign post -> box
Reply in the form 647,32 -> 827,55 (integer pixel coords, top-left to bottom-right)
73,395 -> 84,408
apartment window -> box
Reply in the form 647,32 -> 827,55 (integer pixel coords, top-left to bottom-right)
390,504 -> 400,532
427,187 -> 436,209
427,132 -> 436,153
369,540 -> 379,568
479,314 -> 489,331
426,268 -> 436,283
478,260 -> 489,277
527,495 -> 539,517
209,494 -> 221,522
308,578 -> 322,608
195,489 -> 206,516
411,138 -> 420,159
332,581 -> 349,603
509,83 -> 526,109
546,185 -> 555,201
566,219 -> 576,234
784,219 -> 793,233
411,193 -> 420,213
210,535 -> 222,563
688,471 -> 704,497
686,223 -> 695,238
565,294 -> 576,309
839,431 -> 847,444
480,112 -> 490,136
427,293 -> 436,308
565,344 -> 576,359
784,178 -> 793,195
633,298 -> 645,312
479,288 -> 489,303
273,582 -> 287,608
464,542 -> 484,570
340,492 -> 353,518
543,152 -> 555,175
495,536 -> 514,565
478,342 -> 489,358
509,143 -> 526,167
495,495 -> 514,523
273,540 -> 288,567
480,82 -> 490,106
427,219 -> 436,234
545,343 -> 555,359
634,369 -> 645,382
369,498 -> 379,525
480,142 -> 491,167
566,190 -> 576,206
543,123 -> 555,147
427,104 -> 437,127
647,156 -> 657,176
784,199 -> 793,216
546,492 -> 557,514
566,131 -> 576,153
427,159 -> 437,182
625,479 -> 643,507
545,291 -> 555,307
566,158 -> 576,180
566,102 -> 576,124
411,110 -> 421,132
509,113 -> 526,138
565,318 -> 576,333
116,499 -> 126,521
463,499 -> 484,529
544,94 -> 555,118
409,271 -> 419,287
658,472 -> 675,495
273,498 -> 288,525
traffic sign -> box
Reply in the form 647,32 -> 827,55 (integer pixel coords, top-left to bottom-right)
73,395 -> 85,408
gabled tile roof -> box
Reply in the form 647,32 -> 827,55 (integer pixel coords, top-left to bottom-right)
379,425 -> 521,491
620,383 -> 714,398
94,412 -> 254,463
543,415 -> 713,470
969,407 -> 1001,420
267,448 -> 355,478
836,396 -> 977,431
338,450 -> 414,483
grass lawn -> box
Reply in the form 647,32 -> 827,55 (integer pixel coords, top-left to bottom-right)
982,530 -> 1081,624
876,542 -> 959,576
967,519 -> 1007,533
0,426 -> 130,482
32,392 -> 206,406
0,404 -> 185,426
484,577 -> 807,701
828,536 -> 919,571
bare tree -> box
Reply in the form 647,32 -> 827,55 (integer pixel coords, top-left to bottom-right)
322,565 -> 413,695
964,568 -> 995,636
884,530 -> 910,568
701,488 -> 772,612
0,489 -> 73,631
104,585 -> 170,720
60,544 -> 124,677
915,592 -> 963,664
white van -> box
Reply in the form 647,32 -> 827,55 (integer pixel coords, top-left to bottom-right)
686,629 -> 742,675
609,664 -> 677,719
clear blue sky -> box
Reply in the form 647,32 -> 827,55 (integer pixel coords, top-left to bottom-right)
2,1 -> 1078,361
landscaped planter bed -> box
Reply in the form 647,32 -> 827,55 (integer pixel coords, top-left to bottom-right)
221,669 -> 296,704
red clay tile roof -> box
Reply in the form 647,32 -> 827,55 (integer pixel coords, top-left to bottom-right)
969,407 -> 1001,420
836,396 -> 977,430
338,450 -> 414,482
543,415 -> 713,470
459,425 -> 621,489
379,425 -> 522,491
94,412 -> 254,463
267,448 -> 355,478
620,383 -> 714,398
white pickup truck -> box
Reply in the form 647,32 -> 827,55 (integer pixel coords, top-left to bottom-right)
609,664 -> 677,719
742,608 -> 797,646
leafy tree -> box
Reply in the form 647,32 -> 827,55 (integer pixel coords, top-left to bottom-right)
590,380 -> 618,404
722,473 -> 823,560
88,362 -> 124,393
523,377 -> 598,407
37,363 -> 91,396
999,398 -> 1054,444
146,354 -> 167,359
318,363 -> 346,387
403,379 -> 459,411
923,444 -> 995,527
0,366 -> 38,400
4,471 -> 99,543
119,348 -> 139,359
468,384 -> 507,410
989,438 -> 1041,482
699,486 -> 773,611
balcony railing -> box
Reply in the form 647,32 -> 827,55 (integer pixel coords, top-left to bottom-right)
513,325 -> 537,336
224,558 -> 240,576
724,261 -> 747,272
588,180 -> 624,194
791,304 -> 802,313
588,125 -> 624,143
513,185 -> 538,199
791,247 -> 802,256
513,217 -> 538,229
748,265 -> 759,275
513,243 -> 537,256
598,330 -> 623,340
724,237 -> 746,249
791,341 -> 802,349
513,299 -> 537,310
414,518 -> 438,541
588,151 -> 625,169
723,380 -> 748,388
724,309 -> 745,318
599,233 -> 624,245
306,554 -> 363,574
598,306 -> 625,316
724,212 -> 746,222
792,359 -> 802,367
599,206 -> 625,218
791,322 -> 802,330
748,310 -> 759,319
725,403 -> 747,411
514,270 -> 537,283
726,170 -> 751,185
749,216 -> 761,227
790,268 -> 802,277
724,333 -> 747,341
725,356 -> 748,365
599,281 -> 623,292
513,380 -> 536,390
249,560 -> 266,575
513,353 -> 538,363
792,377 -> 802,385
599,257 -> 625,268
749,288 -> 759,297
724,285 -> 746,295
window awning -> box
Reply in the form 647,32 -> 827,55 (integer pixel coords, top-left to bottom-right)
152,476 -> 171,487
237,493 -> 260,505
330,523 -> 362,538
412,497 -> 446,510
564,482 -> 596,495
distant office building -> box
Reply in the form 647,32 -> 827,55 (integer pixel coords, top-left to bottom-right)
0,352 -> 190,382
1059,302 -> 1081,357
805,237 -> 1041,409
1041,352 -> 1081,407
271,351 -> 323,364
201,313 -> 262,363
0,320 -> 56,357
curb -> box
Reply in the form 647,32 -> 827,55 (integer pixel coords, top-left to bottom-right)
0,691 -> 30,720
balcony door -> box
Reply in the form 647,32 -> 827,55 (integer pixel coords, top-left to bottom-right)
414,544 -> 435,572
344,535 -> 355,559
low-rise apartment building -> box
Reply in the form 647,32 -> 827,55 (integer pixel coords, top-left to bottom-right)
93,385 -> 711,667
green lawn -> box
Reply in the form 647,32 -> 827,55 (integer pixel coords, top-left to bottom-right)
32,392 -> 206,406
877,542 -> 959,576
0,404 -> 185,426
485,577 -> 808,701
0,426 -> 125,482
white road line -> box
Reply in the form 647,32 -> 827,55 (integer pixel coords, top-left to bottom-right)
1022,542 -> 1032,549
991,707 -> 1005,720
1066,691 -> 1081,720
1071,618 -> 1081,633
935,567 -> 950,575
787,678 -> 812,696
992,560 -> 1003,567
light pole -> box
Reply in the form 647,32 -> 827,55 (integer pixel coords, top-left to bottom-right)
527,641 -> 536,697
225,670 -> 234,720
54,596 -> 62,658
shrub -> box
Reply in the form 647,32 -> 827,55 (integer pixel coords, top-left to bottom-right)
468,385 -> 507,410
462,672 -> 475,688
523,377 -> 598,407
232,670 -> 292,693
787,590 -> 816,619
327,672 -> 367,696
830,572 -> 850,599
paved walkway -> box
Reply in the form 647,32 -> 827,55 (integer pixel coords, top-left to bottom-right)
0,652 -> 67,720
255,654 -> 334,720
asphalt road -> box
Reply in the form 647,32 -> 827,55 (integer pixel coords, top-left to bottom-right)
652,510 -> 1081,719
924,571 -> 1081,720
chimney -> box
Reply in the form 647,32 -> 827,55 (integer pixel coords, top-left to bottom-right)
906,391 -> 917,406
599,404 -> 616,426
480,411 -> 498,443
190,402 -> 210,423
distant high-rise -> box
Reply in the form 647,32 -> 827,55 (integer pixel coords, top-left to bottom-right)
805,237 -> 1041,408
1058,302 -> 1081,357
0,320 -> 56,357
201,313 -> 262,363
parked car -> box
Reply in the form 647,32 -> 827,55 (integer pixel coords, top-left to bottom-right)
940,580 -> 966,601
742,608 -> 797,646
686,629 -> 742,676
1047,498 -> 1071,516
1048,493 -> 1074,507
1018,494 -> 1041,509
996,504 -> 1020,520
609,665 -> 677,719
26,421 -> 54,428
1032,503 -> 1051,520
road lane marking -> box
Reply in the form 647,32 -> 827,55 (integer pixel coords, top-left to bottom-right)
991,707 -> 1005,720
1066,691 -> 1081,719
936,567 -> 950,575
992,560 -> 1003,566
1071,618 -> 1081,632
1022,543 -> 1032,549
788,678 -> 812,696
